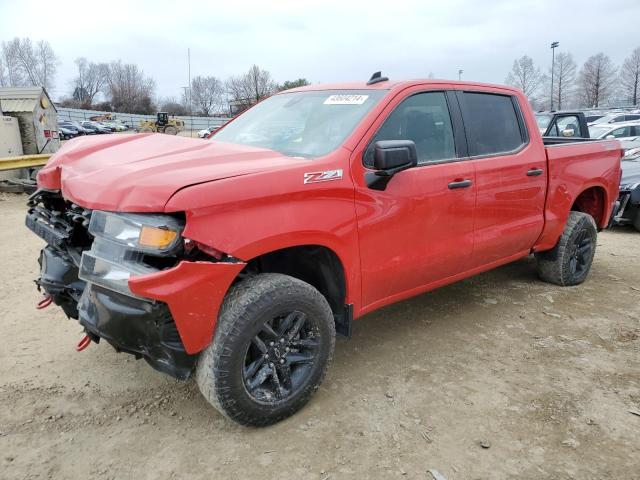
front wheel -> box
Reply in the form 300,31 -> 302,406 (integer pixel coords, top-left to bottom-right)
535,211 -> 597,286
196,273 -> 335,426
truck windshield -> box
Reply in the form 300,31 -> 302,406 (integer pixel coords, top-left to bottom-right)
212,90 -> 386,158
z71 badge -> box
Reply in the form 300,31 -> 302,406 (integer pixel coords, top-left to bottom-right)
303,169 -> 343,184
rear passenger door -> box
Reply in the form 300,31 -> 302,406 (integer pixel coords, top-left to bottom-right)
456,90 -> 547,268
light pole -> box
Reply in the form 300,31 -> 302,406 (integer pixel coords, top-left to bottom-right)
550,41 -> 559,111
458,69 -> 463,81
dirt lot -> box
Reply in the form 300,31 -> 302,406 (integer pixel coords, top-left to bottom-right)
1,192 -> 639,480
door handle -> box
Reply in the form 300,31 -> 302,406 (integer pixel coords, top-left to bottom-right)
527,168 -> 544,177
448,179 -> 473,189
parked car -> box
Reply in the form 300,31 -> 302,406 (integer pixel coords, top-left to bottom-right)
28,76 -> 621,426
589,112 -> 640,126
81,121 -> 111,134
59,121 -> 90,135
58,126 -> 77,140
98,122 -> 116,132
584,114 -> 605,124
104,121 -> 127,132
197,125 -> 219,138
611,144 -> 640,230
588,122 -> 640,140
535,111 -> 590,138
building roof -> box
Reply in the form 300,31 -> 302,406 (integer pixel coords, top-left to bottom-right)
0,87 -> 56,113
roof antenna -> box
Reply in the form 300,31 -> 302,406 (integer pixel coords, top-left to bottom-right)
367,71 -> 389,85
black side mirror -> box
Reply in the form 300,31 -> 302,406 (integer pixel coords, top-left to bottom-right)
367,140 -> 418,190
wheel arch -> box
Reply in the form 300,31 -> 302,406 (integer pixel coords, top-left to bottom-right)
571,185 -> 609,228
241,244 -> 353,337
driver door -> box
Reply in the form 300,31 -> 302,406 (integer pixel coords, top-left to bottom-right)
352,89 -> 477,311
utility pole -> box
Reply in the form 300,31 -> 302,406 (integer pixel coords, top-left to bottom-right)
187,48 -> 192,137
550,41 -> 559,111
458,69 -> 463,81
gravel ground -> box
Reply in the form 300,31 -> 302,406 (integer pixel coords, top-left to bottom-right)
1,192 -> 639,479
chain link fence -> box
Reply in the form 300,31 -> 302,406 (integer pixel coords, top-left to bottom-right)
56,107 -> 230,131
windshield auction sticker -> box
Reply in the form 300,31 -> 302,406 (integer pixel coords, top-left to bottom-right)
323,94 -> 369,105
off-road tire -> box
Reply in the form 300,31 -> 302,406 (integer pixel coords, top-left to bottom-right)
163,126 -> 178,135
196,273 -> 335,427
535,211 -> 597,286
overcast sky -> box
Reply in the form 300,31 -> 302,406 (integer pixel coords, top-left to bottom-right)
1,0 -> 639,100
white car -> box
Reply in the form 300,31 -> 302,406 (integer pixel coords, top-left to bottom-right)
588,122 -> 640,141
197,126 -> 219,138
589,112 -> 640,126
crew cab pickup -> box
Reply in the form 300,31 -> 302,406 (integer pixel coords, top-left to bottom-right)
27,76 -> 622,426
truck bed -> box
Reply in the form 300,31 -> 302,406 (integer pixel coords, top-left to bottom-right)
534,139 -> 622,251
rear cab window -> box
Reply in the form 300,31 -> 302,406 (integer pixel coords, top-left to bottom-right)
457,91 -> 528,156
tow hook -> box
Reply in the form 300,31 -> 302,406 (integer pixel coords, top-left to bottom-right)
76,334 -> 92,352
36,295 -> 53,310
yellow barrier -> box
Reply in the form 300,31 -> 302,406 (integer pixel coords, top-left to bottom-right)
0,154 -> 51,172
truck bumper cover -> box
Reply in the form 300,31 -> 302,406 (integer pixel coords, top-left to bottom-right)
128,260 -> 246,355
78,284 -> 196,380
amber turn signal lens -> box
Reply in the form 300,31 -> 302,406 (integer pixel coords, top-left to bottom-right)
138,226 -> 178,249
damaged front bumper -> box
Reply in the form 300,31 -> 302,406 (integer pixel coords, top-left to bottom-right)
27,191 -> 245,380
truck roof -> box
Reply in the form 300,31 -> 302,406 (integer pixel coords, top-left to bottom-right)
282,79 -> 524,95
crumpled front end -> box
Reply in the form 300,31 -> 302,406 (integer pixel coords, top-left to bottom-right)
26,190 -> 245,379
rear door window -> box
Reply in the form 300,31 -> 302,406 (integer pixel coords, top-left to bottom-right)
458,92 -> 527,156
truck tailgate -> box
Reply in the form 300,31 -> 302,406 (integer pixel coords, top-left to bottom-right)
534,140 -> 622,251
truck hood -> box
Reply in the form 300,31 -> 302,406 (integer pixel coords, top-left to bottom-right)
37,133 -> 301,211
621,159 -> 640,188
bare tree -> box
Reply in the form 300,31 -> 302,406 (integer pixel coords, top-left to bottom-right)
226,65 -> 276,110
106,61 -> 155,114
160,97 -> 188,116
0,38 -> 58,90
544,52 -> 577,110
0,58 -> 7,87
620,47 -> 640,106
505,55 -> 545,101
577,53 -> 617,108
1,40 -> 25,87
35,40 -> 58,91
189,76 -> 224,116
72,57 -> 108,106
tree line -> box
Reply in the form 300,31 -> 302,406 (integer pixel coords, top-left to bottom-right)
1,37 -> 310,116
3,35 -> 639,116
505,47 -> 640,110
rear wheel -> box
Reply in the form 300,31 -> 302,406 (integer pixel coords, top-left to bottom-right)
535,211 -> 597,286
164,125 -> 178,135
196,273 -> 335,426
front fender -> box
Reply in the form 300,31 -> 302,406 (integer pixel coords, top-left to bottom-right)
129,260 -> 245,354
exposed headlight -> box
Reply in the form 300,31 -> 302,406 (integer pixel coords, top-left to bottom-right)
88,211 -> 182,253
79,211 -> 183,297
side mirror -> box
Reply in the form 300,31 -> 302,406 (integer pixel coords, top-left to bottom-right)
373,140 -> 418,171
606,135 -> 615,140
561,128 -> 575,137
367,140 -> 418,191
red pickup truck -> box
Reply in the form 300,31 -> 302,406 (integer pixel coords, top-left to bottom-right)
28,75 -> 621,426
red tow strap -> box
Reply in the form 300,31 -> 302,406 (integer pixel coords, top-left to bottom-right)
76,335 -> 92,352
36,295 -> 53,309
